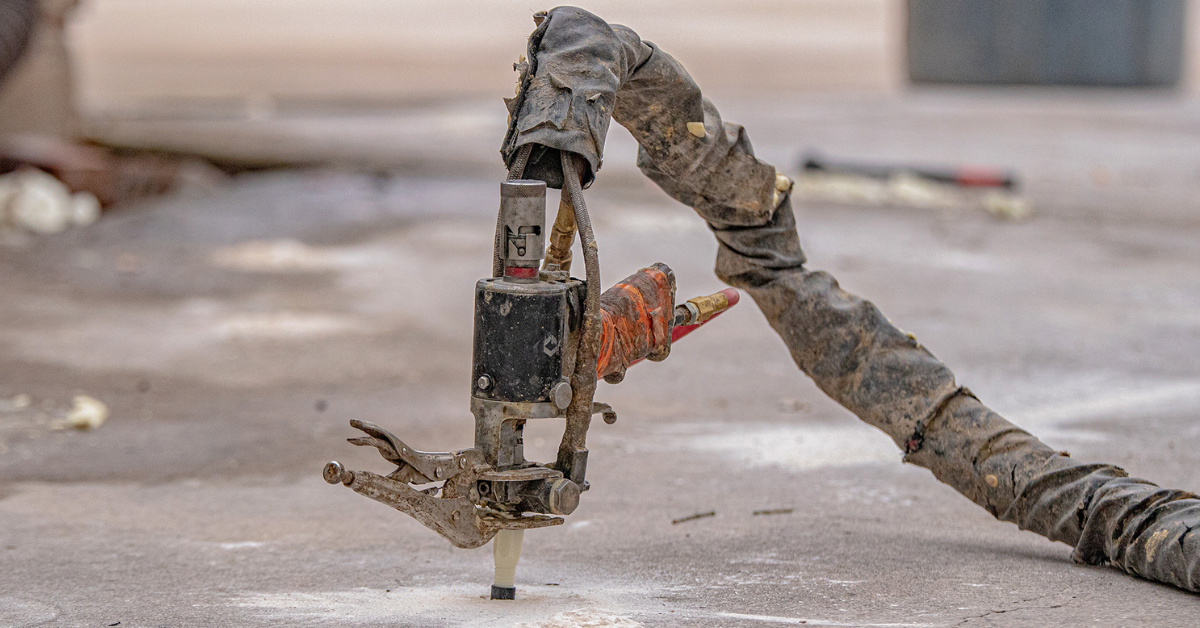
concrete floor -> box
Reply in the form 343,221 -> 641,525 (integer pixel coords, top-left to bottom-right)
2,92 -> 1200,626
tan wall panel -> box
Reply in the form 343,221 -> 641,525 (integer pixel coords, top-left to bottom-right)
69,0 -> 905,114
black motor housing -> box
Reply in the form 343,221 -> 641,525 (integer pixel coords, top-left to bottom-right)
471,277 -> 583,404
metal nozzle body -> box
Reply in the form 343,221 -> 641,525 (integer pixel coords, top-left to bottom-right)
499,180 -> 547,280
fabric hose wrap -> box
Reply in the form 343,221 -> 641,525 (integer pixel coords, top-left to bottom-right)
502,6 -> 1200,593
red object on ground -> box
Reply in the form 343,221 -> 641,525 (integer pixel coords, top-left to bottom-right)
953,167 -> 1011,188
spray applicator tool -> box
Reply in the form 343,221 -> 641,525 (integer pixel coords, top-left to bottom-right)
320,163 -> 739,600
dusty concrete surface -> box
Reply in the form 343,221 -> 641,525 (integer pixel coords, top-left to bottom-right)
2,92 -> 1200,626
85,89 -> 1200,228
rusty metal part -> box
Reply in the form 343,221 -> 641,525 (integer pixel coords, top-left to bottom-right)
322,463 -> 495,549
541,478 -> 581,515
347,419 -> 479,483
478,510 -> 563,531
477,466 -> 581,516
467,396 -> 617,474
324,432 -> 566,549
543,190 -> 577,272
328,464 -> 562,548
555,152 -> 600,485
596,264 -> 675,383
593,402 -> 617,425
480,466 -> 561,482
471,397 -> 555,470
322,460 -> 352,485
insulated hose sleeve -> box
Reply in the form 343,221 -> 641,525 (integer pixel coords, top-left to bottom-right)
502,5 -> 1200,593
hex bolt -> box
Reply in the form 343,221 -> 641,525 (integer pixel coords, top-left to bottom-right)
477,375 -> 493,390
542,478 -> 581,515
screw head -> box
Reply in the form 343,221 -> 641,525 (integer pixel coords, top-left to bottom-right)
323,461 -> 350,485
551,381 -> 573,410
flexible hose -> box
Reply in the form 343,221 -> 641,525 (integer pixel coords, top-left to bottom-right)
558,151 -> 601,467
493,144 -> 534,277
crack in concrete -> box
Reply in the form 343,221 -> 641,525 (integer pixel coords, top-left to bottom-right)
952,593 -> 1074,626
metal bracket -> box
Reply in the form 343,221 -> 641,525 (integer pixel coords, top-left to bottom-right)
323,461 -> 562,549
592,402 -> 617,425
347,419 -> 480,482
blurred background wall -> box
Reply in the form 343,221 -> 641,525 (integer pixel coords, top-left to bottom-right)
909,0 -> 1188,86
62,0 -> 1200,120
67,0 -> 905,116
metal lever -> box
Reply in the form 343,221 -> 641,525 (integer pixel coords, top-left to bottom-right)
346,419 -> 479,482
322,462 -> 563,549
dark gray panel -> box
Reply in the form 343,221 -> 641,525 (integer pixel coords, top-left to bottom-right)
908,0 -> 1185,86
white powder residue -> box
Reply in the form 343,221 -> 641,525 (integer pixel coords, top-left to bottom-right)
514,610 -> 641,628
235,585 -> 645,628
666,422 -> 900,471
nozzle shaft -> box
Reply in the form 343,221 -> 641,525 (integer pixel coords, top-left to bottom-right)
491,529 -> 524,600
